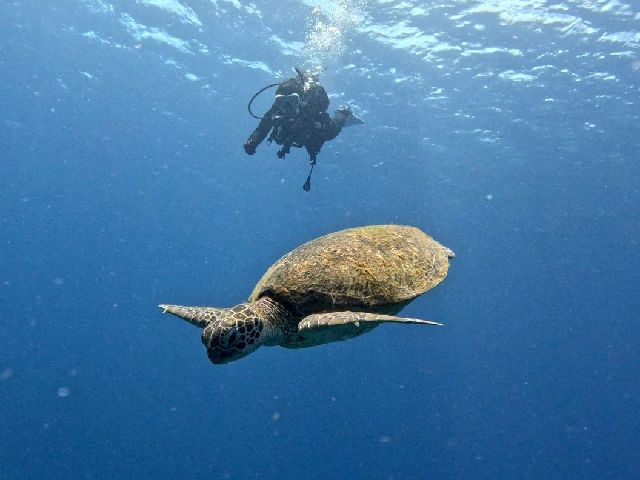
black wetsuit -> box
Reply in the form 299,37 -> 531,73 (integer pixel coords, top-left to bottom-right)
244,78 -> 346,164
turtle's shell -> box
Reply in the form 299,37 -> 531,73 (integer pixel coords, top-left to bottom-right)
248,225 -> 454,318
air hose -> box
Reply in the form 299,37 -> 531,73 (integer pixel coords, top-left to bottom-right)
247,83 -> 279,120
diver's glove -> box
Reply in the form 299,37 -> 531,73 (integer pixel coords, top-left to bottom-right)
243,139 -> 257,155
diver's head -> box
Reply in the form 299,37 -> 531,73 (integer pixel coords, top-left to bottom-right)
201,304 -> 264,364
274,92 -> 300,116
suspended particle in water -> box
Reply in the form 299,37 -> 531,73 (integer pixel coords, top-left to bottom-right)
57,387 -> 70,398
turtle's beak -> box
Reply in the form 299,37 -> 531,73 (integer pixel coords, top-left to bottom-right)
206,348 -> 234,365
204,344 -> 255,365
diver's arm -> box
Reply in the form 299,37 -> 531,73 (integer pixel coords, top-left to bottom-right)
323,118 -> 343,141
244,110 -> 274,155
324,107 -> 356,141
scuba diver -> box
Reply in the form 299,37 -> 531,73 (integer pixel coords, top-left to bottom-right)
244,68 -> 363,191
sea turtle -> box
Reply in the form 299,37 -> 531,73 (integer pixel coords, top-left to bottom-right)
159,225 -> 454,364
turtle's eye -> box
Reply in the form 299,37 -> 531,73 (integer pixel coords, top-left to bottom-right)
221,327 -> 239,349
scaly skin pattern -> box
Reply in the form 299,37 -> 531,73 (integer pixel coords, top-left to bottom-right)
196,297 -> 298,364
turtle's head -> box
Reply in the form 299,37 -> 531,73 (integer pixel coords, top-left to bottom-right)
201,304 -> 264,364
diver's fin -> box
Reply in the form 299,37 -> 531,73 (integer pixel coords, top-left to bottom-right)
158,304 -> 225,328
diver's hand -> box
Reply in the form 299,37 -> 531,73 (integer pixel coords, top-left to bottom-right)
243,140 -> 256,155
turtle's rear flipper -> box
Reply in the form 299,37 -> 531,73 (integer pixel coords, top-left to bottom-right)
159,304 -> 226,328
296,311 -> 442,346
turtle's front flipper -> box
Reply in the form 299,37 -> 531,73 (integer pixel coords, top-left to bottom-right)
159,304 -> 226,328
296,311 -> 442,346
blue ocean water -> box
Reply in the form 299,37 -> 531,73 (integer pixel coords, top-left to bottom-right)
1,0 -> 639,478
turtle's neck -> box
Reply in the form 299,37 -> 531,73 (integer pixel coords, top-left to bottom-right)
251,296 -> 296,346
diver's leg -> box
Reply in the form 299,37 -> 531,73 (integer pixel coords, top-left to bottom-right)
305,144 -> 320,165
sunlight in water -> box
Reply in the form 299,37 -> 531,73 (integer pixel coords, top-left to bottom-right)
302,0 -> 367,69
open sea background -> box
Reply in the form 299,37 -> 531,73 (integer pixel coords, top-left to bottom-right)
1,0 -> 639,479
